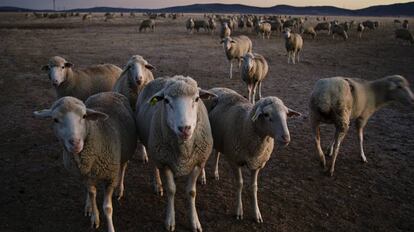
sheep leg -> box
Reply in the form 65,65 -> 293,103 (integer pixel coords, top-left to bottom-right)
329,123 -> 349,176
251,168 -> 263,223
312,119 -> 326,168
258,81 -> 263,100
162,167 -> 176,231
103,184 -> 115,232
296,51 -> 300,63
187,166 -> 202,232
248,84 -> 253,103
326,138 -> 335,157
87,185 -> 100,229
200,167 -> 206,185
116,161 -> 128,201
252,82 -> 259,104
234,166 -> 244,220
356,119 -> 368,163
287,52 -> 291,64
84,190 -> 92,216
292,52 -> 296,64
137,143 -> 148,164
214,150 -> 221,180
153,167 -> 164,196
229,61 -> 233,79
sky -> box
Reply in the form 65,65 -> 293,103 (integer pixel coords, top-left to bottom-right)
0,0 -> 412,10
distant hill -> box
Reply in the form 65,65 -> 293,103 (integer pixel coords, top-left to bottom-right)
1,2 -> 413,16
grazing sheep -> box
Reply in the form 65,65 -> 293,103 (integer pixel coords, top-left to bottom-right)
395,29 -> 414,45
205,87 -> 300,223
220,22 -> 231,38
301,26 -> 317,39
331,24 -> 348,40
283,28 -> 303,64
241,53 -> 269,104
255,21 -> 272,39
140,19 -> 155,32
41,56 -> 122,101
357,23 -> 365,38
194,19 -> 209,32
33,92 -> 137,232
221,35 -> 253,79
315,22 -> 331,34
310,75 -> 414,176
135,76 -> 215,231
186,18 -> 195,34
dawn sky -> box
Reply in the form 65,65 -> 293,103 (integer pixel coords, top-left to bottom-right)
0,0 -> 412,10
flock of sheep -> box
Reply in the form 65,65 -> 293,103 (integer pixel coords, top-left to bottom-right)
32,13 -> 414,232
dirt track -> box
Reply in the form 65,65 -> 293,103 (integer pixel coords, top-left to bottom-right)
0,13 -> 414,232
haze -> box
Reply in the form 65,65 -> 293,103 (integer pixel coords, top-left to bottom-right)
0,0 -> 412,10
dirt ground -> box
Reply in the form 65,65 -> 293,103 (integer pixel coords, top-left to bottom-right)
0,13 -> 414,232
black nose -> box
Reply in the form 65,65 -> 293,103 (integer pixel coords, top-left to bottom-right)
178,126 -> 191,134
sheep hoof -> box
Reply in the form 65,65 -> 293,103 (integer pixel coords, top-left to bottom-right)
214,173 -> 220,181
254,213 -> 263,223
361,159 -> 368,163
236,214 -> 243,220
165,223 -> 175,231
84,204 -> 92,217
90,213 -> 100,229
200,176 -> 207,185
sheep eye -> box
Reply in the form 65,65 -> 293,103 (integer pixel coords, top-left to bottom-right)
82,114 -> 86,119
61,66 -> 65,69
53,118 -> 59,123
195,97 -> 200,102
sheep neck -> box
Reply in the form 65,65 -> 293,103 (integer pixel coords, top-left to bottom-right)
57,68 -> 76,93
369,80 -> 392,110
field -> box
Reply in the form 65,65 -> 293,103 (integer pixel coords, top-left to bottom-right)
1,13 -> 414,232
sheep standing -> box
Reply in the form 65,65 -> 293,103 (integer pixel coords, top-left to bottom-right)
221,35 -> 253,79
220,22 -> 231,38
208,17 -> 217,34
41,56 -> 122,101
283,28 -> 303,64
315,22 -> 331,34
331,24 -> 348,40
357,23 -> 365,38
139,19 -> 155,32
395,29 -> 414,45
310,75 -> 414,176
33,92 -> 137,232
186,18 -> 195,34
241,53 -> 269,104
205,87 -> 300,223
301,26 -> 317,39
255,21 -> 272,39
194,19 -> 209,32
136,76 -> 215,231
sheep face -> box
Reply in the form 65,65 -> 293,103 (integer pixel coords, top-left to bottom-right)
221,37 -> 235,51
283,28 -> 291,39
41,57 -> 73,87
33,97 -> 108,154
129,58 -> 154,87
251,98 -> 301,147
242,53 -> 255,72
386,76 -> 414,106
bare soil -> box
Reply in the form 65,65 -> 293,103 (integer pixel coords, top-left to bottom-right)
0,13 -> 413,232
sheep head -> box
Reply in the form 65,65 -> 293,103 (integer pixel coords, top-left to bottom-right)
41,56 -> 73,87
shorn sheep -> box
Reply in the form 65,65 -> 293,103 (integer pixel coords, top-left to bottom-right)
310,75 -> 414,176
135,76 -> 215,231
221,35 -> 253,79
33,92 -> 137,232
139,19 -> 155,32
395,29 -> 414,45
241,52 -> 269,104
205,87 -> 300,223
41,56 -> 122,101
331,24 -> 348,41
283,28 -> 303,64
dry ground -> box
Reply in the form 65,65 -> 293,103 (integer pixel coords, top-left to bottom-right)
0,13 -> 414,232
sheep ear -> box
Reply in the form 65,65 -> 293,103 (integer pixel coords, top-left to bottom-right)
145,64 -> 155,70
251,107 -> 262,122
33,109 -> 52,118
41,65 -> 50,72
85,109 -> 108,121
198,89 -> 217,100
64,62 -> 74,68
287,108 -> 301,117
148,90 -> 165,106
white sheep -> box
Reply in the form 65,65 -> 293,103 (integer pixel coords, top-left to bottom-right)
283,28 -> 303,64
221,35 -> 253,79
41,56 -> 122,101
135,76 -> 215,231
186,18 -> 195,34
310,75 -> 414,176
255,21 -> 272,39
205,87 -> 300,223
33,92 -> 137,232
113,55 -> 155,163
220,22 -> 231,38
241,52 -> 269,104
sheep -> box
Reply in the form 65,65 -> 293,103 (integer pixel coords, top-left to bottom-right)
82,13 -> 92,21
220,22 -> 231,38
331,24 -> 348,41
310,75 -> 414,176
283,28 -> 303,64
255,21 -> 272,39
221,35 -> 253,79
395,29 -> 414,45
267,19 -> 283,33
186,18 -> 195,34
139,19 -> 155,32
41,56 -> 122,101
208,17 -> 217,34
315,22 -> 331,34
301,26 -> 317,39
357,23 -> 365,38
33,92 -> 137,232
402,20 -> 409,29
113,55 -> 154,164
135,76 -> 215,231
241,53 -> 269,104
362,20 -> 376,30
205,87 -> 300,223
194,19 -> 209,32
